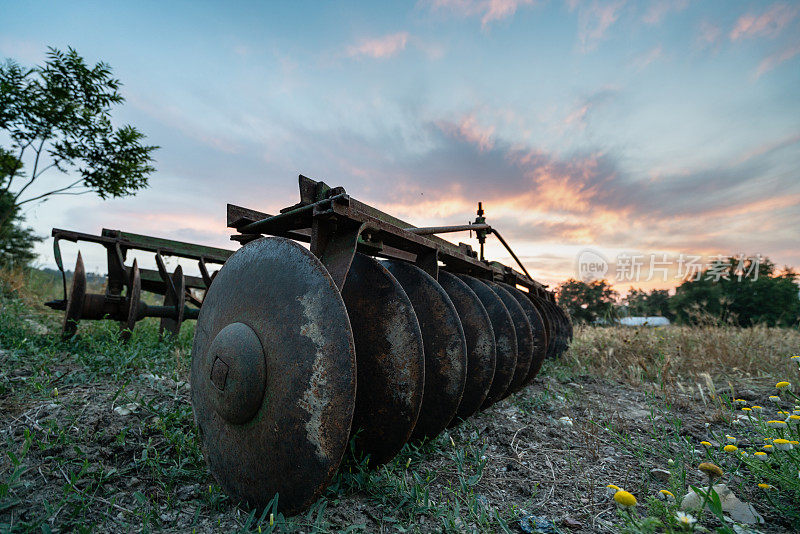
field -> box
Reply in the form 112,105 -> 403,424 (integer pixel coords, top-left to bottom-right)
1,269 -> 799,533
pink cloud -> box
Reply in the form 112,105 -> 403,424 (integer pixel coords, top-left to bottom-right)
346,32 -> 410,59
696,20 -> 721,49
633,44 -> 663,70
437,113 -> 496,151
426,0 -> 538,28
755,42 -> 800,78
570,0 -> 627,52
730,2 -> 799,41
642,0 -> 689,25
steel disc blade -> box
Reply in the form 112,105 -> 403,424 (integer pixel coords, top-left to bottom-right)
531,294 -> 556,359
499,283 -> 547,384
342,254 -> 424,465
438,271 -> 495,423
120,260 -> 141,342
456,275 -> 517,408
160,266 -> 186,338
191,237 -> 356,515
383,260 -> 466,440
62,252 -> 86,338
486,282 -> 533,396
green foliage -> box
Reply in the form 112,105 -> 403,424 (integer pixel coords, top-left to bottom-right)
624,288 -> 675,321
670,257 -> 800,326
0,148 -> 42,266
0,46 -> 158,228
557,278 -> 618,324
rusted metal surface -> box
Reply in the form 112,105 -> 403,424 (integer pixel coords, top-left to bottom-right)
120,260 -> 141,341
487,281 -> 533,396
438,271 -> 496,422
62,253 -> 87,338
500,283 -> 547,384
456,274 -> 517,408
160,266 -> 186,338
341,254 -> 424,465
383,260 -> 467,440
191,237 -> 356,515
47,227 -> 231,337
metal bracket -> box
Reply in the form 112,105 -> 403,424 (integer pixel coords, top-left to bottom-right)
310,214 -> 365,291
415,249 -> 439,279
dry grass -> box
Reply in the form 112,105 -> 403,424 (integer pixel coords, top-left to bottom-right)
563,324 -> 800,387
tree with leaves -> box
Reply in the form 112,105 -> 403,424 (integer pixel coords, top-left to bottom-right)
0,47 -> 158,239
0,148 -> 41,266
670,257 -> 799,326
557,278 -> 619,324
623,288 -> 675,320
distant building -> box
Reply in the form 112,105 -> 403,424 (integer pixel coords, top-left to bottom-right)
618,316 -> 670,327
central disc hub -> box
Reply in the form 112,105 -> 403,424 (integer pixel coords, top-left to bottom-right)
206,322 -> 266,424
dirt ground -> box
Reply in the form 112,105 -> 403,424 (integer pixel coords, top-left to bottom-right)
2,349 -> 795,533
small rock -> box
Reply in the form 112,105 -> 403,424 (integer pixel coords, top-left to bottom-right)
558,416 -> 573,427
562,516 -> 583,530
520,515 -> 558,534
650,468 -> 671,482
114,402 -> 140,416
681,484 -> 764,525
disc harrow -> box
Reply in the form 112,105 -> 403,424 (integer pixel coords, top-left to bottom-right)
45,228 -> 233,338
190,175 -> 573,515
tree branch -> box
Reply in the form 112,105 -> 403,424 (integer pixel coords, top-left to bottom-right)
12,138 -> 49,202
16,178 -> 86,206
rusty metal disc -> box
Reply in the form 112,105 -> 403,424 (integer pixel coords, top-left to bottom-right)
383,260 -> 466,440
542,298 -> 563,357
62,252 -> 87,338
120,260 -> 141,342
456,275 -> 517,408
160,266 -> 186,338
438,271 -> 495,423
190,237 -> 356,515
341,253 -> 424,465
486,282 -> 533,396
499,283 -> 547,385
530,293 -> 556,359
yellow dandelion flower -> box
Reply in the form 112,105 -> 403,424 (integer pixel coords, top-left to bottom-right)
726,435 -> 737,443
763,444 -> 774,452
778,411 -> 790,416
767,420 -> 788,429
613,490 -> 637,508
769,395 -> 781,403
734,399 -> 747,405
758,483 -> 775,490
606,484 -> 620,496
754,451 -> 768,461
791,355 -> 800,360
773,439 -> 794,451
742,407 -> 752,412
698,462 -> 723,479
790,440 -> 800,445
723,444 -> 738,453
657,489 -> 676,503
788,415 -> 800,425
740,450 -> 749,457
700,441 -> 713,448
776,381 -> 791,390
752,406 -> 763,413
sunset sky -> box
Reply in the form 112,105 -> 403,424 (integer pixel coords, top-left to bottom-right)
2,1 -> 799,293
